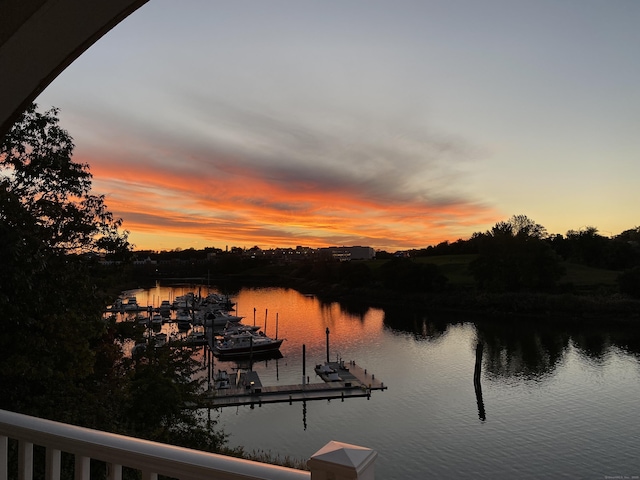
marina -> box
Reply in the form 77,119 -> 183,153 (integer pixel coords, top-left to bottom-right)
113,287 -> 387,410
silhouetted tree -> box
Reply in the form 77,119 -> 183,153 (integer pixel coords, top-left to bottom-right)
563,227 -> 609,268
470,215 -> 563,292
0,104 -> 130,419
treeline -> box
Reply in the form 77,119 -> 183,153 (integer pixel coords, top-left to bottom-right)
412,217 -> 640,272
131,214 -> 640,299
413,215 -> 640,296
285,215 -> 640,300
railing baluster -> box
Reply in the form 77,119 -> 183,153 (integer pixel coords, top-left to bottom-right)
107,463 -> 122,480
46,448 -> 61,480
18,440 -> 33,480
0,435 -> 7,480
74,455 -> 90,480
141,472 -> 158,480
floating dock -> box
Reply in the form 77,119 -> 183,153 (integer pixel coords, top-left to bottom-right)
197,361 -> 386,408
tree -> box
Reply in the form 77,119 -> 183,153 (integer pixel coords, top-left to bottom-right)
1,104 -> 130,255
563,227 -> 609,268
0,104 -> 130,419
470,215 -> 563,292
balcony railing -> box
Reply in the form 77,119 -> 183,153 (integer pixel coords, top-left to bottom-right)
0,409 -> 377,480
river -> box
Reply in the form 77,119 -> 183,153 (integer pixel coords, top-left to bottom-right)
127,284 -> 640,479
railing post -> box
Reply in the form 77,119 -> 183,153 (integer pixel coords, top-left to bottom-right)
307,441 -> 377,480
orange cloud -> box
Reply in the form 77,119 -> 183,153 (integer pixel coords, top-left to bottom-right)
76,123 -> 501,251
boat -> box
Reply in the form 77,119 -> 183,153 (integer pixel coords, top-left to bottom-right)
175,309 -> 193,330
182,328 -> 207,346
159,300 -> 172,315
219,321 -> 261,337
202,292 -> 235,311
151,313 -> 163,326
200,309 -> 244,327
212,331 -> 283,358
153,332 -> 168,347
214,369 -> 231,389
172,293 -> 195,310
123,296 -> 139,312
315,362 -> 342,382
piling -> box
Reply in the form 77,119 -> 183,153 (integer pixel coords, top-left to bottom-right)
474,342 -> 486,421
302,344 -> 306,386
326,327 -> 330,363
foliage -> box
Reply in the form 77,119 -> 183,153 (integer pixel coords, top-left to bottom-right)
1,104 -> 131,255
0,104 -> 227,457
469,215 -> 564,292
0,104 -> 130,418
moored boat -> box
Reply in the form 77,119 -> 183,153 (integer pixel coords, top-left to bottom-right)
212,331 -> 283,358
315,362 -> 342,382
200,309 -> 244,327
219,321 -> 261,337
123,296 -> 139,312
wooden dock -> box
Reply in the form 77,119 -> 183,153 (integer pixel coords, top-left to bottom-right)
197,360 -> 386,408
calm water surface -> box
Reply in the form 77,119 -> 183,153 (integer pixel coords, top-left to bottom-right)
129,285 -> 640,479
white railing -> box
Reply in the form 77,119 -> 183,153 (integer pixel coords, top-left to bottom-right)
0,409 -> 377,480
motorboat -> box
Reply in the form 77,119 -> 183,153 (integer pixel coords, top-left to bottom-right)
182,328 -> 207,346
202,292 -> 235,310
212,331 -> 283,358
214,369 -> 231,389
153,332 -> 168,347
123,296 -> 139,312
151,313 -> 163,327
175,309 -> 192,330
159,300 -> 172,315
315,362 -> 342,382
201,309 -> 244,327
219,321 -> 261,337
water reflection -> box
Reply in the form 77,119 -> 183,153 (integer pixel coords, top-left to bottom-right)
123,284 -> 640,479
475,319 -> 570,381
127,283 -> 640,384
382,306 -> 451,342
474,342 -> 486,422
379,300 -> 640,381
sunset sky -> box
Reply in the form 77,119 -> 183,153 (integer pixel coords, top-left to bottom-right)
36,0 -> 640,252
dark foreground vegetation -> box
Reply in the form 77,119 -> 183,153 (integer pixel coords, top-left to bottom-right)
0,105 -> 258,477
1,105 -> 638,477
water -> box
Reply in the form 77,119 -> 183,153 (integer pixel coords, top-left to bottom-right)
126,285 -> 640,479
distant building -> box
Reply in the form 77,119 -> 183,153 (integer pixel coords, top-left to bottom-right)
318,246 -> 376,261
133,256 -> 157,266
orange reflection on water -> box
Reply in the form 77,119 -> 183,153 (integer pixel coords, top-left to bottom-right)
231,287 -> 385,363
121,285 -> 385,366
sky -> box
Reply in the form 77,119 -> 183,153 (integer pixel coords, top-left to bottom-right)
36,0 -> 640,252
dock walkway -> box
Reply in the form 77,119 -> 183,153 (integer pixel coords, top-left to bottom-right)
198,360 -> 386,408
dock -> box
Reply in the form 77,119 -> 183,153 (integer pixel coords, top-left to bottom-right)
197,361 -> 386,408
